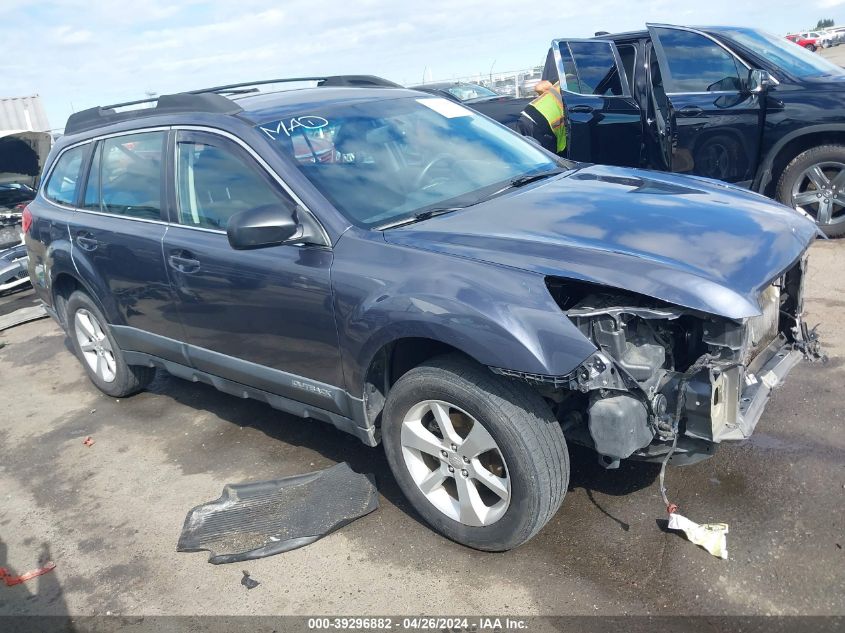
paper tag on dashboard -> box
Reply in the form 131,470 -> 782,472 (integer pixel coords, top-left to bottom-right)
416,98 -> 473,118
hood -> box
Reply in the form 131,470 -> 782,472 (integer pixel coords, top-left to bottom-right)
0,130 -> 53,189
384,164 -> 818,319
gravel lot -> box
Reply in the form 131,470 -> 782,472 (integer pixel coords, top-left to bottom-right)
0,241 -> 843,617
821,45 -> 845,66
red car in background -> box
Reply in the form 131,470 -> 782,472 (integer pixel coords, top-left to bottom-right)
786,32 -> 821,51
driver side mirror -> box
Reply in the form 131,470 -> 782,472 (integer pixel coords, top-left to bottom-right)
747,69 -> 775,94
227,204 -> 300,250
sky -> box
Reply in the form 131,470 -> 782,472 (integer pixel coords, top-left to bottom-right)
3,0 -> 845,131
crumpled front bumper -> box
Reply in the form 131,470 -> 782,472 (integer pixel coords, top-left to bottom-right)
718,335 -> 802,442
683,333 -> 804,444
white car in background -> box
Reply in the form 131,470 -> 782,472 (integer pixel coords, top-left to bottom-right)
817,30 -> 837,47
823,26 -> 845,46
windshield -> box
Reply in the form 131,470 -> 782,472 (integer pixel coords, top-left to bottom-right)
0,182 -> 35,207
257,96 -> 563,228
447,84 -> 500,101
720,28 -> 845,78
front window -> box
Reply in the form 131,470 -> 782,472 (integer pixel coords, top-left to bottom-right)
175,135 -> 296,230
653,28 -> 743,93
257,96 -> 563,228
719,28 -> 845,79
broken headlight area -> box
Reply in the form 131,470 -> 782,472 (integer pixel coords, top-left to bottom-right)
510,270 -> 817,468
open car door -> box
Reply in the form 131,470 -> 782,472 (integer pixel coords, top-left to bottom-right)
646,23 -> 764,185
551,39 -> 643,167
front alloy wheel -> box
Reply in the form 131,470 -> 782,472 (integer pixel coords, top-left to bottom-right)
382,355 -> 569,551
401,399 -> 510,526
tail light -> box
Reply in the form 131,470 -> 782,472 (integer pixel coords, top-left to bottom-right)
21,205 -> 33,234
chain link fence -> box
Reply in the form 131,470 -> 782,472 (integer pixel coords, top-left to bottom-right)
424,65 -> 546,98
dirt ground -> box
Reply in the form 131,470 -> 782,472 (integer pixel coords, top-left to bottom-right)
821,44 -> 845,66
0,241 -> 843,617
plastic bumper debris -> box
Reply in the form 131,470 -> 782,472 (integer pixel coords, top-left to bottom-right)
177,462 -> 378,564
668,512 -> 729,559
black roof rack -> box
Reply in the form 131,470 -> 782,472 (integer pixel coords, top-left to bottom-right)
190,75 -> 402,94
65,92 -> 242,135
64,75 -> 400,136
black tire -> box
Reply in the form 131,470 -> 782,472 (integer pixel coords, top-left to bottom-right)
693,134 -> 743,181
805,43 -> 816,52
66,291 -> 154,397
382,354 -> 569,551
776,144 -> 845,238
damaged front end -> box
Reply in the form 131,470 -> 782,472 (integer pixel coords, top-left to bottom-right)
496,258 -> 823,468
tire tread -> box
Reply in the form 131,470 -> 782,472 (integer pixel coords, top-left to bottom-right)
776,143 -> 845,238
383,354 -> 569,550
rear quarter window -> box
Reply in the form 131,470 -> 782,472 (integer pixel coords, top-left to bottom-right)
44,145 -> 87,206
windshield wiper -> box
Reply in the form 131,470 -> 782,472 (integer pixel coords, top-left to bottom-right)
377,207 -> 464,230
509,168 -> 567,188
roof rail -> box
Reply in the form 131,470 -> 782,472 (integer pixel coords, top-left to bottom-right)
64,75 -> 400,136
65,92 -> 242,135
188,75 -> 401,95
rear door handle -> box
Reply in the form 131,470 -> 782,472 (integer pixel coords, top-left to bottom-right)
676,105 -> 704,117
75,232 -> 98,252
168,251 -> 201,274
568,104 -> 595,114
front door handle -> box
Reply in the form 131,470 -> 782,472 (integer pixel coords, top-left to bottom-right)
676,105 -> 704,117
168,251 -> 201,274
568,104 -> 595,114
75,232 -> 98,252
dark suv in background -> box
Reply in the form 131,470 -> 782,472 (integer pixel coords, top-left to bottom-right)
25,76 -> 818,551
504,24 -> 845,236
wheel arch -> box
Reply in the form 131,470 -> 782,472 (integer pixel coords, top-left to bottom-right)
50,270 -> 107,329
754,125 -> 845,197
360,332 -> 507,432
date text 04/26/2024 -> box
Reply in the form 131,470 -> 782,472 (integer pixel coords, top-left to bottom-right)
307,617 -> 529,631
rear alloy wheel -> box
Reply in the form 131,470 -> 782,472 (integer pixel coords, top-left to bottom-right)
74,308 -> 118,383
382,354 -> 569,551
66,291 -> 154,397
777,145 -> 845,237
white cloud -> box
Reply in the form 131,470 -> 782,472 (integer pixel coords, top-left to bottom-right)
53,24 -> 92,45
1,0 -> 841,131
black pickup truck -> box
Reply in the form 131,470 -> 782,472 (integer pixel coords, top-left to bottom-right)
482,24 -> 845,236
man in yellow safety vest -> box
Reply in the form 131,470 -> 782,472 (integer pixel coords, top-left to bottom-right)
516,80 -> 566,155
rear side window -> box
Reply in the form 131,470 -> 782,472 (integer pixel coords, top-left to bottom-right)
654,28 -> 743,93
84,131 -> 165,220
44,145 -> 86,206
175,137 -> 295,230
560,41 -> 625,96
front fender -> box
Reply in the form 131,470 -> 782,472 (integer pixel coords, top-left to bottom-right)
754,121 -> 845,193
332,231 -> 596,397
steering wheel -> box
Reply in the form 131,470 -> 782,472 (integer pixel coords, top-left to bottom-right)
414,154 -> 456,189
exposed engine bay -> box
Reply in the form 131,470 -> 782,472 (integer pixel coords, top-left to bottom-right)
508,259 -> 823,468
